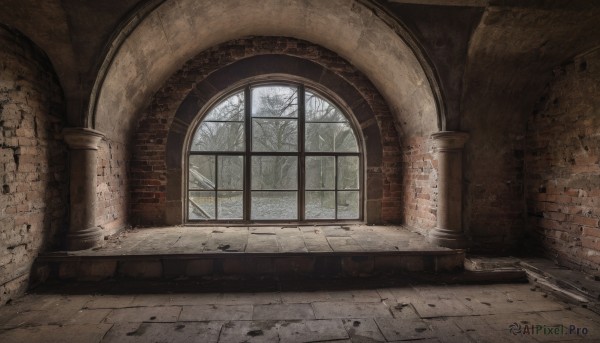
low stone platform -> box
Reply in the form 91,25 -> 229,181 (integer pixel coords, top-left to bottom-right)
36,225 -> 466,280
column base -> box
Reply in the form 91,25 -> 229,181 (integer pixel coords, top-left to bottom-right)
428,227 -> 469,249
67,227 -> 104,251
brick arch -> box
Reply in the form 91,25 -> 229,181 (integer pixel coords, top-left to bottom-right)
131,37 -> 402,226
166,55 -> 383,224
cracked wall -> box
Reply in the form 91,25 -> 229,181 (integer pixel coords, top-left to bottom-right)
526,48 -> 600,273
0,26 -> 67,305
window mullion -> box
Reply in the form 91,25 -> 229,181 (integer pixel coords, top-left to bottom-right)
335,155 -> 339,220
244,87 -> 252,221
298,85 -> 305,221
214,154 -> 219,220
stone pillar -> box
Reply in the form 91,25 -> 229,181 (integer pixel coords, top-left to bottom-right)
63,128 -> 105,250
429,131 -> 469,249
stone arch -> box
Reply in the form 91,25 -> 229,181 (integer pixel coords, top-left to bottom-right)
165,54 -> 384,224
91,0 -> 443,145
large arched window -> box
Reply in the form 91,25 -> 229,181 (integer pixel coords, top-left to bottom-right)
187,82 -> 362,222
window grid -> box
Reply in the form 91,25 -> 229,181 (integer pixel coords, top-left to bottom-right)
187,82 -> 362,222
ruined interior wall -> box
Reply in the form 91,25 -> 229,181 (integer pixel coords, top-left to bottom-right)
526,48 -> 600,273
96,139 -> 128,235
131,37 -> 404,225
0,26 -> 67,305
401,136 -> 437,231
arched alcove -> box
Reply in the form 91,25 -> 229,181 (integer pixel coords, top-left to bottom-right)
164,54 -> 385,224
91,0 -> 443,145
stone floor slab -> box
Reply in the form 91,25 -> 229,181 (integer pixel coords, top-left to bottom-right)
217,320 -> 279,343
342,318 -> 386,342
312,302 -> 393,319
0,324 -> 112,343
253,303 -> 315,320
277,319 -> 349,342
101,322 -> 222,343
105,306 -> 182,323
375,317 -> 435,341
179,304 -> 252,321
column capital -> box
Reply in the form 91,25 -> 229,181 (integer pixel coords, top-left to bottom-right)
62,127 -> 105,150
431,131 -> 469,151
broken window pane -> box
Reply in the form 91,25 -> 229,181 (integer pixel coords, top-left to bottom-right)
189,191 -> 215,220
189,155 -> 215,190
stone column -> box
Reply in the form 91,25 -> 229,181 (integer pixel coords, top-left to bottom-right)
63,128 -> 105,250
429,131 -> 469,249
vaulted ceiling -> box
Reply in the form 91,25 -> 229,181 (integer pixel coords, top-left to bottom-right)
0,0 -> 598,137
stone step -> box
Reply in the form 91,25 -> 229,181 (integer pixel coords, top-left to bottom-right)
35,250 -> 466,281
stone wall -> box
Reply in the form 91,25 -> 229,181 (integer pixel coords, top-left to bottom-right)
526,48 -> 600,273
131,37 -> 408,225
0,26 -> 67,305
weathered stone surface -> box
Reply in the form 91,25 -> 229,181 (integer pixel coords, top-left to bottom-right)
252,303 -> 315,320
105,306 -> 182,323
179,305 -> 252,321
102,322 -> 222,343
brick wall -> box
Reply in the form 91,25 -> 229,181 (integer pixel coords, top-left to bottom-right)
132,37 -> 407,225
401,136 -> 438,230
526,48 -> 600,273
0,26 -> 67,305
96,139 -> 128,235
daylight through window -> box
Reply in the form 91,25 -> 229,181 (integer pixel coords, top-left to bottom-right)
187,83 -> 361,221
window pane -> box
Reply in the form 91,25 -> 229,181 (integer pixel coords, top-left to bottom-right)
204,92 -> 244,121
305,156 -> 335,190
338,156 -> 359,190
218,191 -> 243,219
305,123 -> 358,152
251,191 -> 297,220
337,191 -> 359,219
252,118 -> 297,152
188,191 -> 215,220
189,155 -> 215,190
305,91 -> 347,122
191,122 -> 244,151
305,191 -> 335,219
251,86 -> 298,118
218,156 -> 243,190
251,156 -> 297,190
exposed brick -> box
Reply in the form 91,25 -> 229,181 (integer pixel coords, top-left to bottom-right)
0,26 -> 67,305
131,37 -> 405,225
525,48 -> 600,273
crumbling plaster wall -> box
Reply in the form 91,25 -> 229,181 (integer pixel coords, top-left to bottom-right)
526,48 -> 600,273
0,26 -> 67,305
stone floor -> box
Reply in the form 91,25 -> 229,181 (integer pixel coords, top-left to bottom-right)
56,225 -> 450,256
1,279 -> 600,342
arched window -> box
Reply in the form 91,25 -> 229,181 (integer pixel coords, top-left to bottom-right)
187,82 -> 362,222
